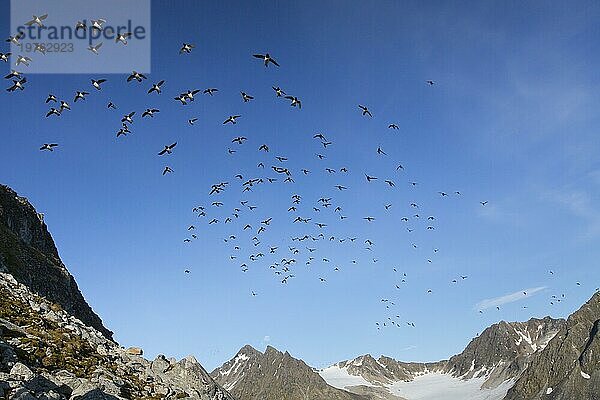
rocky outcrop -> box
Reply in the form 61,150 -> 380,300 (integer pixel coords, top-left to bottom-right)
0,271 -> 235,400
444,317 -> 565,388
333,354 -> 443,386
0,184 -> 112,339
504,292 -> 600,400
211,345 -> 366,400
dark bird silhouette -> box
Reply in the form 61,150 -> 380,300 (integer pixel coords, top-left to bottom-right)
272,86 -> 286,97
358,105 -> 372,117
40,143 -> 58,151
253,53 -> 280,67
158,142 -> 177,155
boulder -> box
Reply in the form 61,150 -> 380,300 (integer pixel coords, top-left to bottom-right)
125,347 -> 143,356
9,363 -> 34,381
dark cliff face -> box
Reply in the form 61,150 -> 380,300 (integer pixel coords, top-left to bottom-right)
0,184 -> 113,340
503,292 -> 600,400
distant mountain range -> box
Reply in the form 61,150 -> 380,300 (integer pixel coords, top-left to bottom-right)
211,316 -> 570,400
1,183 -> 599,400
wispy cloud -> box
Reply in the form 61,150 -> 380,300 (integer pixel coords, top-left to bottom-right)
476,286 -> 547,310
541,188 -> 600,239
399,345 -> 418,351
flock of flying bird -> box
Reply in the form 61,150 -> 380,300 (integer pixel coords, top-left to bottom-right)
2,13 -> 593,332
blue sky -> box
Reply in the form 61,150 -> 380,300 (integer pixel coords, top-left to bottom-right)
2,1 -> 600,371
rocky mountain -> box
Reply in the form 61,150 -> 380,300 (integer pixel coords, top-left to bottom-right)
0,184 -> 112,339
328,354 -> 442,385
504,292 -> 600,400
319,317 -> 565,400
444,317 -> 565,388
211,345 -> 366,400
0,184 -> 235,400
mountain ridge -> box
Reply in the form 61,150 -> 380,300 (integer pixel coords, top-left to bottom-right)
211,344 -> 368,400
0,184 -> 113,340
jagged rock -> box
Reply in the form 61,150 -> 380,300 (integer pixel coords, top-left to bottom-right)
95,345 -> 109,357
0,318 -> 27,338
10,363 -> 34,381
124,347 -> 143,356
70,384 -> 122,400
150,354 -> 172,374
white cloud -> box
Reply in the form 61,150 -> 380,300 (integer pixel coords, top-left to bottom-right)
476,286 -> 547,310
263,335 -> 271,343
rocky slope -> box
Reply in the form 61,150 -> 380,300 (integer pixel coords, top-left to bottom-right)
504,292 -> 600,400
444,317 -> 565,388
0,271 -> 235,399
211,345 -> 366,400
0,184 -> 112,339
0,184 -> 235,400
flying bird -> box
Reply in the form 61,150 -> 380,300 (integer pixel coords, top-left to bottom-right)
88,43 -> 103,55
91,79 -> 107,90
148,80 -> 165,94
285,96 -> 302,109
127,71 -> 147,82
25,14 -> 48,27
74,91 -> 90,102
272,86 -> 286,97
180,43 -> 195,54
142,108 -> 160,118
115,32 -> 132,45
158,142 -> 177,155
358,105 -> 372,117
223,115 -> 241,125
91,19 -> 107,32
40,143 -> 58,151
253,53 -> 280,67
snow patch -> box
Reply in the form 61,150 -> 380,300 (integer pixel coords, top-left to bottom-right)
319,365 -> 373,388
581,370 -> 591,379
388,373 -> 514,400
320,367 -> 514,400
